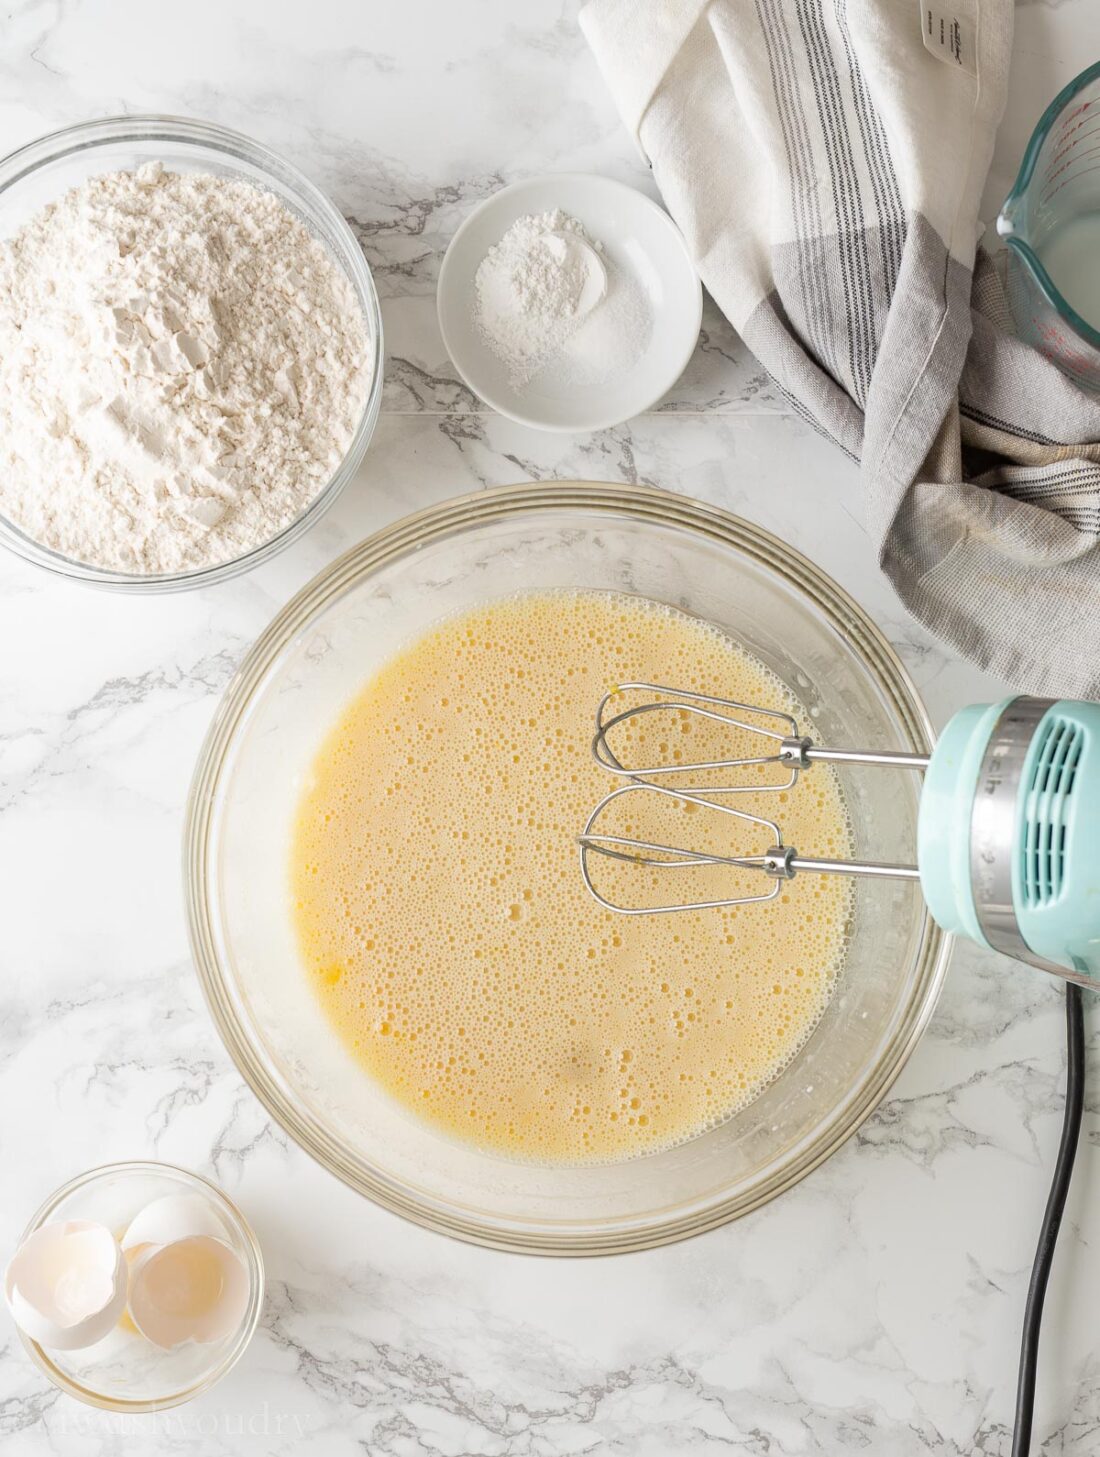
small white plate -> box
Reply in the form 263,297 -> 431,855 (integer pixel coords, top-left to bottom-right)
437,173 -> 703,432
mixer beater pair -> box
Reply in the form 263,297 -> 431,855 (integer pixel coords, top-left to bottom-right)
578,684 -> 1100,985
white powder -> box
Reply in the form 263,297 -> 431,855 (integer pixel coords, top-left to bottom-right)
0,162 -> 372,575
559,267 -> 651,387
474,208 -> 650,390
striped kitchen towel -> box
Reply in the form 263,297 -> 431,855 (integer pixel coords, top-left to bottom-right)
581,0 -> 1100,698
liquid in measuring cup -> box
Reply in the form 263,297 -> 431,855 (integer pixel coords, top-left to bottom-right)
1037,214 -> 1100,334
998,62 -> 1100,392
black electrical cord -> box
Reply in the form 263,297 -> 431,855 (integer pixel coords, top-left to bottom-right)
1011,981 -> 1086,1457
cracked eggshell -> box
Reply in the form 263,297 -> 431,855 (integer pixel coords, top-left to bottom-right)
127,1235 -> 249,1350
120,1193 -> 228,1252
5,1221 -> 127,1351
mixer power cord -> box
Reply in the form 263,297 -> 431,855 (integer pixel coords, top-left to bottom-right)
1011,982 -> 1085,1457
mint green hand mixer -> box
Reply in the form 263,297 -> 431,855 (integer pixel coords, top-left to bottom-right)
579,690 -> 1100,985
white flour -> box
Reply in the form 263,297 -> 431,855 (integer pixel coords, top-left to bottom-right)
0,162 -> 372,574
474,208 -> 650,389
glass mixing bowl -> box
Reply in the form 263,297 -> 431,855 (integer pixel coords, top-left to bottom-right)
0,115 -> 383,590
186,483 -> 948,1254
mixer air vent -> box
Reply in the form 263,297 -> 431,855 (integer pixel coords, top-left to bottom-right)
1022,717 -> 1083,907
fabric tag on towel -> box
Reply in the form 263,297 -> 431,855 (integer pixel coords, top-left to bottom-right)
919,2 -> 977,76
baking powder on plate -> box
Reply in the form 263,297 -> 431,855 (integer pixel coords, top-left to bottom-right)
474,208 -> 650,391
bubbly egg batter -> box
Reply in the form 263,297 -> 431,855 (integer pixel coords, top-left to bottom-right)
291,591 -> 853,1163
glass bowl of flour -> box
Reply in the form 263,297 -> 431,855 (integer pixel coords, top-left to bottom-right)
0,116 -> 383,590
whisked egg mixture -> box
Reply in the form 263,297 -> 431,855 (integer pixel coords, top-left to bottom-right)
290,590 -> 853,1163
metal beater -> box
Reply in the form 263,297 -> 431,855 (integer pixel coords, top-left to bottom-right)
578,684 -> 1100,986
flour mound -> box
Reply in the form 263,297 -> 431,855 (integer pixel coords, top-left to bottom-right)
0,161 -> 372,574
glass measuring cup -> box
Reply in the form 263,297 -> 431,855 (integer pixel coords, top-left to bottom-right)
997,61 -> 1100,392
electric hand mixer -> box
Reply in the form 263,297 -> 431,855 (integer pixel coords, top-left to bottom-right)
579,686 -> 1100,985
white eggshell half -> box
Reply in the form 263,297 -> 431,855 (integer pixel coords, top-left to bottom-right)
5,1221 -> 128,1351
127,1236 -> 249,1350
120,1193 -> 228,1252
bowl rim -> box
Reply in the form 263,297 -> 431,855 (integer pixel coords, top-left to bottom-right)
15,1159 -> 265,1411
184,481 -> 951,1255
0,113 -> 384,592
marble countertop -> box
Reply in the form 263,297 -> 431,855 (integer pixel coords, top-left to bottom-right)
2,2 -> 1098,1452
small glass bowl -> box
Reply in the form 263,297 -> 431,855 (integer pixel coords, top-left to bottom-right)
13,1162 -> 264,1411
0,115 -> 384,591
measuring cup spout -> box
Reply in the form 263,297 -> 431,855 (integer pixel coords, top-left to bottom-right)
995,202 -> 1018,241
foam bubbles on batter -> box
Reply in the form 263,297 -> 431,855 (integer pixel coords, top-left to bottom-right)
291,590 -> 854,1164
